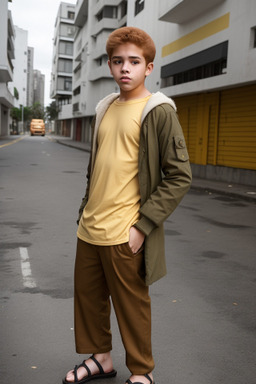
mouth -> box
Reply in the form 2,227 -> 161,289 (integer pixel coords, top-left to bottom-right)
120,76 -> 131,82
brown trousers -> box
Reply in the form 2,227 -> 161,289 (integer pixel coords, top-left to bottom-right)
74,238 -> 154,375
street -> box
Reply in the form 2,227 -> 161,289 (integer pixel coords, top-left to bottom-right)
0,135 -> 256,384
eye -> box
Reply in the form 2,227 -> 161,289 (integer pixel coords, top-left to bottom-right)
113,59 -> 122,65
131,60 -> 140,65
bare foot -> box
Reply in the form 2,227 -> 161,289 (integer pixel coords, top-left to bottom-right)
65,352 -> 114,382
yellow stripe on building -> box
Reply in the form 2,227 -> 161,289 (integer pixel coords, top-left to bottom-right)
162,13 -> 230,57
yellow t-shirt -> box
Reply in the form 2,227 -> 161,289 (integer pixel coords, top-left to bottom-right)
77,95 -> 151,245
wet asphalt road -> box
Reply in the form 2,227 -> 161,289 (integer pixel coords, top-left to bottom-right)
0,135 -> 256,384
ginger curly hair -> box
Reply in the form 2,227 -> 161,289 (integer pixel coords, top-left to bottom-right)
106,26 -> 156,64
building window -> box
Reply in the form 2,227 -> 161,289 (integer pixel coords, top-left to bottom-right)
59,41 -> 73,56
68,11 -> 75,20
73,86 -> 81,96
58,58 -> 73,73
60,24 -> 75,38
120,0 -> 127,18
95,55 -> 108,67
73,102 -> 79,112
97,6 -> 117,21
161,41 -> 228,87
135,0 -> 144,16
252,26 -> 256,48
64,78 -> 72,91
74,62 -> 81,74
57,76 -> 72,92
161,59 -> 227,87
97,57 -> 102,66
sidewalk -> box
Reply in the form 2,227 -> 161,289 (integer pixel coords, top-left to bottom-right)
50,135 -> 256,203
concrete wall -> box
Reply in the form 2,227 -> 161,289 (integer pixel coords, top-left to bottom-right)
9,26 -> 28,108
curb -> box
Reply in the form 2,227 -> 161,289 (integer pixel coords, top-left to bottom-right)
53,137 -> 256,204
190,184 -> 256,204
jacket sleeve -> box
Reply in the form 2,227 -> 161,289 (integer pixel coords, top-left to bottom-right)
77,155 -> 92,224
77,117 -> 95,224
134,105 -> 192,236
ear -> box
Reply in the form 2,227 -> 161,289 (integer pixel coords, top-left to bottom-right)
108,60 -> 113,75
145,62 -> 154,77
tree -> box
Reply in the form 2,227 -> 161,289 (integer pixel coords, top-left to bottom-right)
23,106 -> 32,122
10,106 -> 32,132
30,102 -> 45,119
14,87 -> 19,100
46,101 -> 58,121
10,107 -> 21,122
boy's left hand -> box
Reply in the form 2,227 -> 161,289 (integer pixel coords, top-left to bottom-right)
129,226 -> 145,254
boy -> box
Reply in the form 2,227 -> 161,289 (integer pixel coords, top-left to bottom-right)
63,27 -> 192,384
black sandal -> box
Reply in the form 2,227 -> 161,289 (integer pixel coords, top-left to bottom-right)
63,355 -> 117,383
126,373 -> 155,384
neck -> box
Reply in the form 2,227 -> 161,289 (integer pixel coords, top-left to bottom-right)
119,86 -> 151,102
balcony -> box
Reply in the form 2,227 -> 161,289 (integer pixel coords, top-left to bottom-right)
91,18 -> 119,37
57,71 -> 73,78
75,0 -> 89,27
88,64 -> 112,81
93,0 -> 121,16
159,0 -> 226,24
56,90 -> 73,96
0,60 -> 13,82
0,83 -> 14,108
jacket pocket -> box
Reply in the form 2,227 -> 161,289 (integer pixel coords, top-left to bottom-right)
174,136 -> 189,161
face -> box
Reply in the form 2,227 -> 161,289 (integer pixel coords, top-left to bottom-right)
108,43 -> 153,97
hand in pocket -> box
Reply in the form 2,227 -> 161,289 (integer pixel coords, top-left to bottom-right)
128,226 -> 145,254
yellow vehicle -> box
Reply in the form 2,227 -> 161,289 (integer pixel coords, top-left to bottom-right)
30,119 -> 45,136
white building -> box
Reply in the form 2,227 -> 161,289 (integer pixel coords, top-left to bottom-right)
52,0 -> 256,185
71,0 -> 127,141
27,46 -> 34,107
33,69 -> 45,107
9,26 -> 28,108
50,2 -> 76,136
0,1 -> 15,136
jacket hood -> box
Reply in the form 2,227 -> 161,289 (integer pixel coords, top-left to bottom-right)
95,91 -> 176,125
140,92 -> 176,123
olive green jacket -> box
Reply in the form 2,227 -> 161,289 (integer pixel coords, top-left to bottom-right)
78,92 -> 192,285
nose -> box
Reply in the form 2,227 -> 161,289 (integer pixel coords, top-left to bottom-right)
121,62 -> 130,73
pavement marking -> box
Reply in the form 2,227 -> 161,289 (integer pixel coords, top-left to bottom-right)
0,135 -> 25,149
19,247 -> 37,288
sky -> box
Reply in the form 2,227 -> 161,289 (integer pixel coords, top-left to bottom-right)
9,0 -> 77,107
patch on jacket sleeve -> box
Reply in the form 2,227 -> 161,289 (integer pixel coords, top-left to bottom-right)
174,136 -> 189,161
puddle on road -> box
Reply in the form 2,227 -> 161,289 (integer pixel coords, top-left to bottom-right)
1,221 -> 40,235
164,229 -> 181,236
62,171 -> 80,174
17,286 -> 73,300
195,215 -> 251,229
0,242 -> 31,256
201,250 -> 226,259
212,195 -> 248,207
